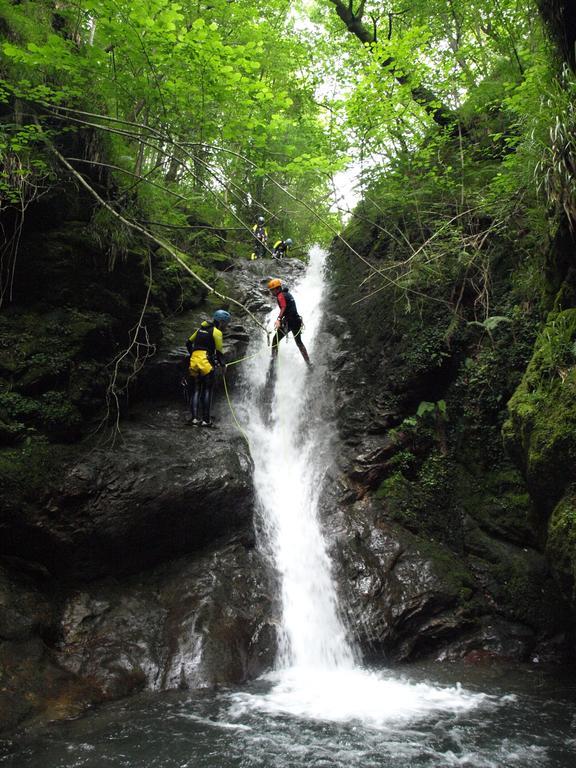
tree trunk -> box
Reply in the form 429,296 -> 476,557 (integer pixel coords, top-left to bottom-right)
537,0 -> 576,72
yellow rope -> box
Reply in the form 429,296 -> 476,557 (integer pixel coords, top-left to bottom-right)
215,321 -> 300,441
222,373 -> 251,447
225,344 -> 270,367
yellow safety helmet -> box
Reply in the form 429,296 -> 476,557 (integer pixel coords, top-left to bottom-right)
268,278 -> 282,290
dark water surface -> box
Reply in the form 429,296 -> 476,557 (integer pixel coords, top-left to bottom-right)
1,662 -> 575,768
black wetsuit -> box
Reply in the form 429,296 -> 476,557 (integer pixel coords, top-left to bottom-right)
272,287 -> 310,366
252,225 -> 267,258
272,240 -> 289,259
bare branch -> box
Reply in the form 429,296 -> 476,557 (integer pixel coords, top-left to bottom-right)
36,121 -> 271,337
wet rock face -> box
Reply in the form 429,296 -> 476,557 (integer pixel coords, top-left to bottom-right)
329,494 -> 570,664
0,637 -> 103,733
3,404 -> 254,581
0,411 -> 275,732
324,244 -> 573,665
56,544 -> 278,698
0,561 -> 102,733
0,562 -> 55,642
0,255 -> 299,733
327,498 -> 472,662
2,258 -> 309,582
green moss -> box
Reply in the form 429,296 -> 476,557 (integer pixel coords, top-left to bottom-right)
0,307 -> 118,442
150,258 -> 209,313
375,454 -> 464,549
375,472 -> 422,529
411,534 -> 476,603
200,251 -> 233,270
0,389 -> 82,443
0,439 -> 74,503
455,465 -> 535,546
375,471 -> 410,500
38,391 -> 82,441
494,547 -> 566,631
547,489 -> 576,600
504,309 -> 576,513
0,391 -> 41,425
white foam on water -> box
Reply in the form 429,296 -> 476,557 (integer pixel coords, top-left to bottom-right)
230,666 -> 490,729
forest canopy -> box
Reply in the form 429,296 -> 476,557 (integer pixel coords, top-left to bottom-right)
0,0 -> 575,281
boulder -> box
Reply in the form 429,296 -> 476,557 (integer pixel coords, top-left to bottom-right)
0,560 -> 101,733
56,543 -> 278,696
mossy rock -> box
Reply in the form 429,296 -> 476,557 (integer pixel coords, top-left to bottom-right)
373,456 -> 565,631
504,309 -> 576,514
547,488 -> 576,600
38,391 -> 82,442
0,438 -> 74,512
0,418 -> 28,447
411,534 -> 477,605
374,453 -> 465,550
375,471 -> 419,526
0,307 -> 119,441
466,537 -> 567,633
149,259 -> 208,313
0,391 -> 41,427
455,465 -> 535,546
200,251 -> 233,271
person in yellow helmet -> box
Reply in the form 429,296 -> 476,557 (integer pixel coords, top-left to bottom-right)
185,309 -> 231,427
267,278 -> 312,367
250,216 -> 268,260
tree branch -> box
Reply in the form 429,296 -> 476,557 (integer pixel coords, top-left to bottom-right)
36,121 -> 271,336
328,0 -> 456,127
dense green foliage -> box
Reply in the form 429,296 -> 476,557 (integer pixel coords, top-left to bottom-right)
0,0 -> 345,259
2,0 -> 574,263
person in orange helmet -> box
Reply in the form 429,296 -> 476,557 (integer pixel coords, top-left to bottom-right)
267,278 -> 312,367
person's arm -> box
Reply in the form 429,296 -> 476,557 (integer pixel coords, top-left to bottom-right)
274,292 -> 287,330
186,330 -> 197,354
213,327 -> 226,368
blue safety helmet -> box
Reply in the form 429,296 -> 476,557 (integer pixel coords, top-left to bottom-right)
213,309 -> 231,325
285,238 -> 293,246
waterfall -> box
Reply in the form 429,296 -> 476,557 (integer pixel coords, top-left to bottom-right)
242,245 -> 354,672
233,246 -> 487,727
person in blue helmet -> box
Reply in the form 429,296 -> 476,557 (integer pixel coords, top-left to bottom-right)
185,309 -> 231,427
272,237 -> 292,260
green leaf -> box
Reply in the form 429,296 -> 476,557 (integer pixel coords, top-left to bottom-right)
416,401 -> 436,418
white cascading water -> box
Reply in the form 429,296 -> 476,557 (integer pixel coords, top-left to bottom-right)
244,245 -> 354,673
234,246 -> 489,727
